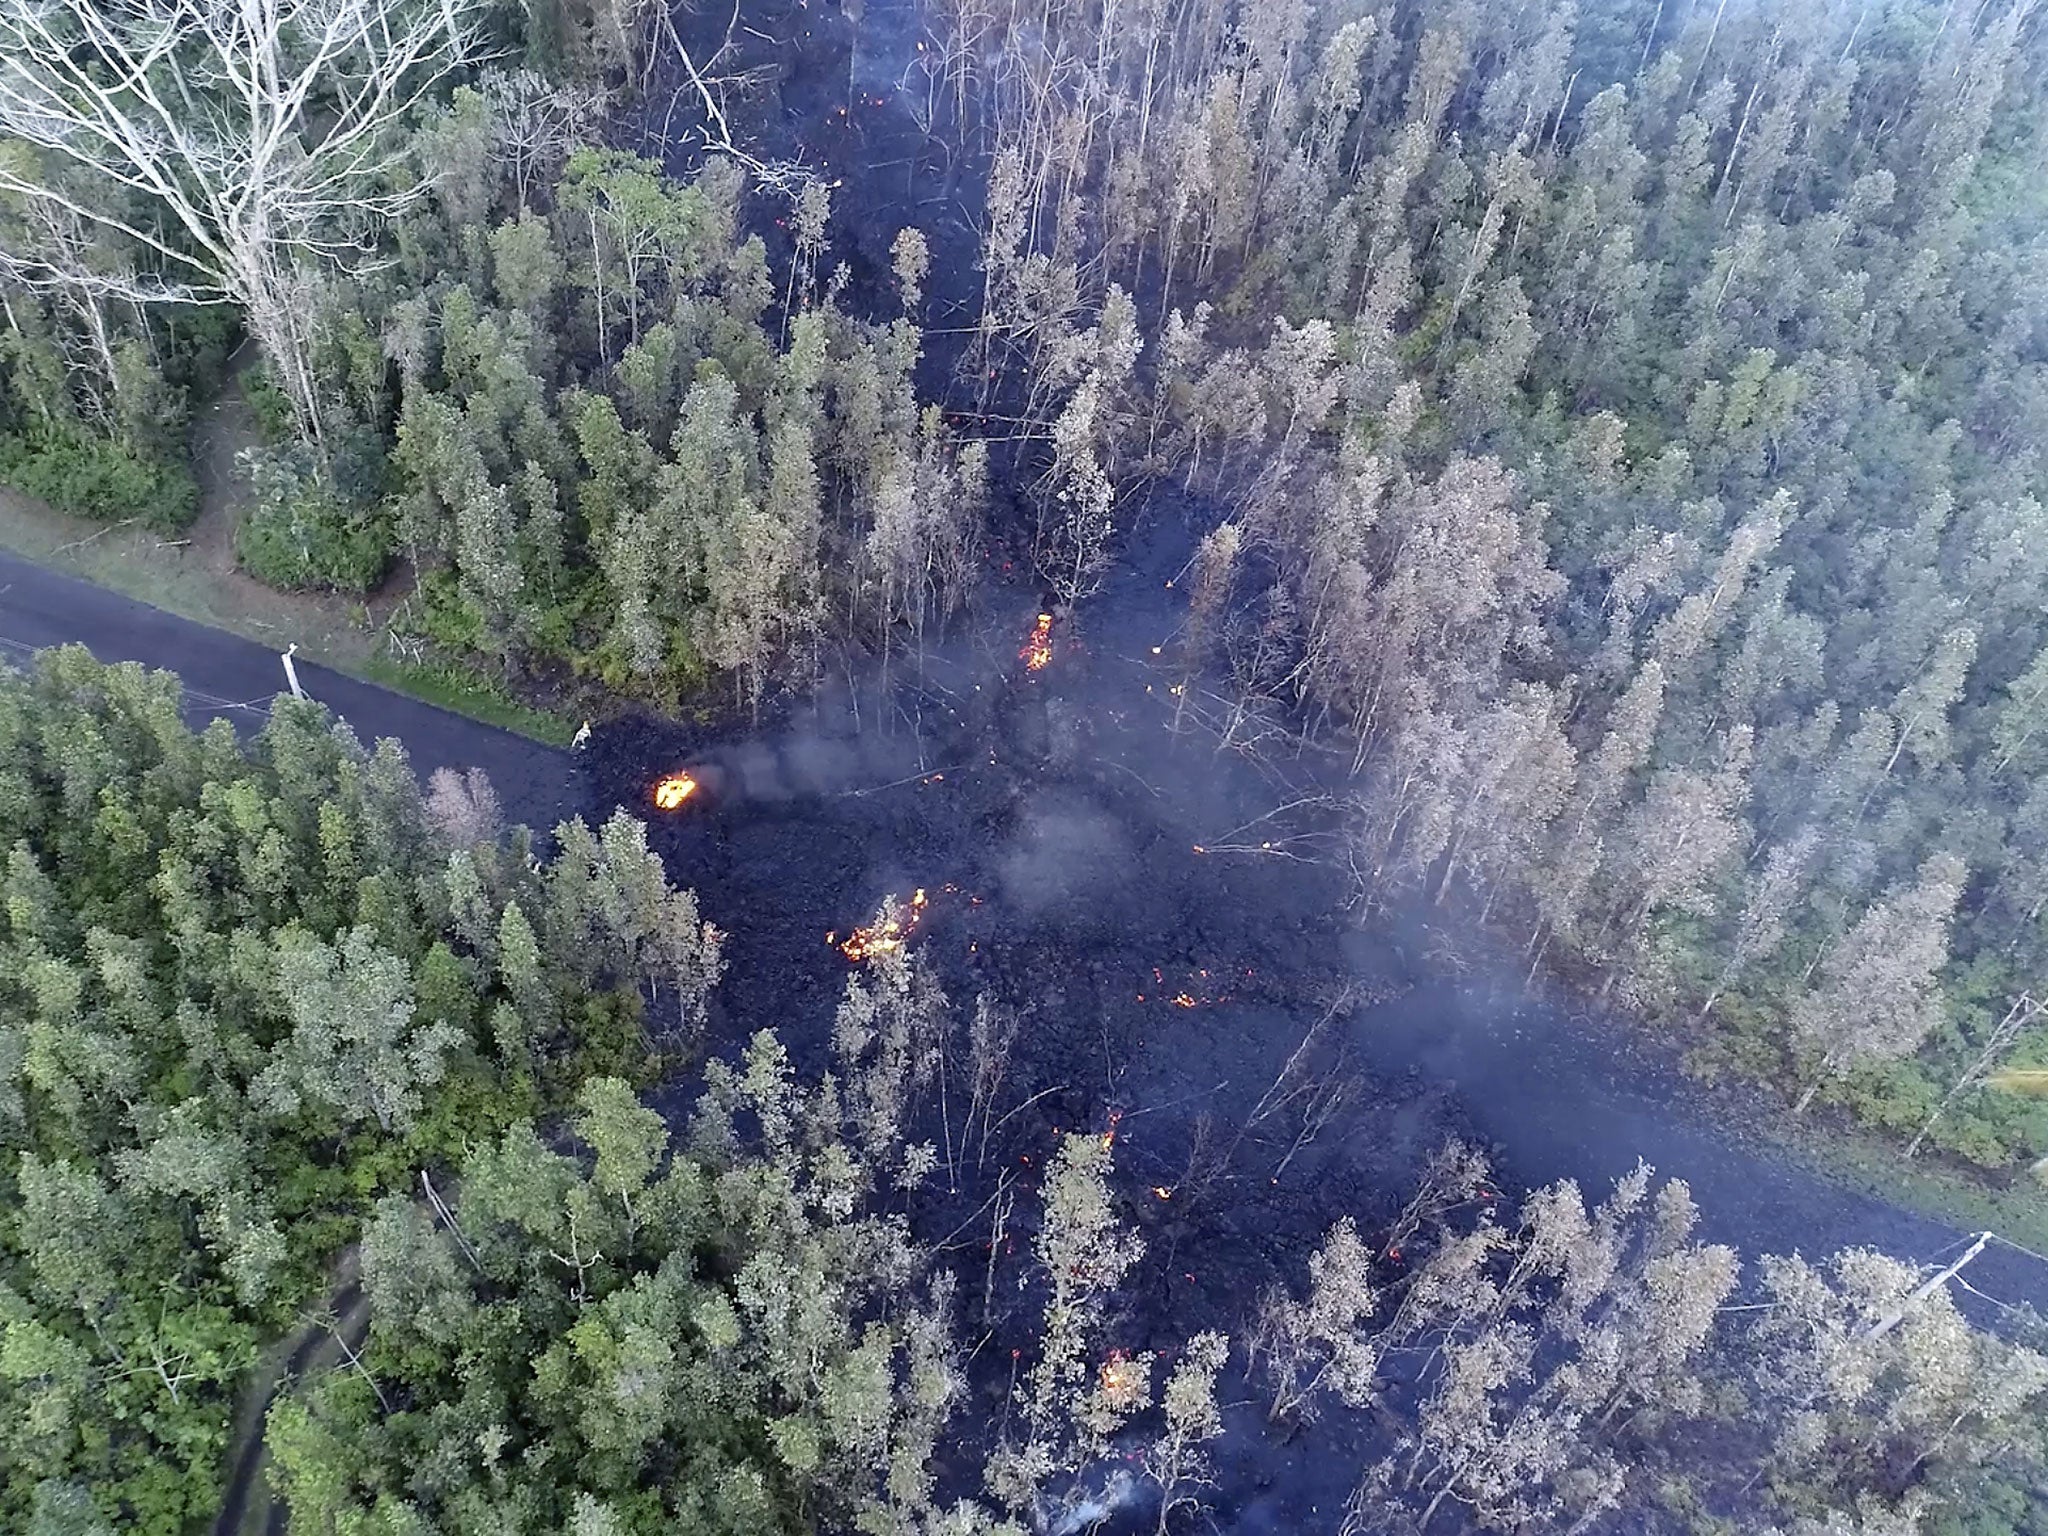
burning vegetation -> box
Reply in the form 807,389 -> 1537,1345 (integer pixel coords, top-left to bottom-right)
1020,611 -> 1054,671
651,771 -> 700,810
831,888 -> 930,962
829,884 -> 979,962
25,0 -> 2048,1528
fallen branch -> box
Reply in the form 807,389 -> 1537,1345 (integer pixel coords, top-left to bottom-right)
655,5 -> 814,199
52,515 -> 140,556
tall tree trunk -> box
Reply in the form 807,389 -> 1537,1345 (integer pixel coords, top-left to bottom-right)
1687,0 -> 1731,104
241,256 -> 325,449
1639,0 -> 1668,74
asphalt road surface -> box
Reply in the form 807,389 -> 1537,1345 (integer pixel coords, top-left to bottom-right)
1358,971 -> 2048,1317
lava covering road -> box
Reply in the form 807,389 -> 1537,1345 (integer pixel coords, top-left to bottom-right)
572,523 -> 2048,1531
5,527 -> 2042,1528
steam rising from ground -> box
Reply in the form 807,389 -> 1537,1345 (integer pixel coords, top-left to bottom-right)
580,555 -> 2046,1530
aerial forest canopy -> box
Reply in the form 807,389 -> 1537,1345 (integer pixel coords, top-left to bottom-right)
0,646 -> 2044,1536
2,0 -> 2045,1159
0,0 -> 2047,1529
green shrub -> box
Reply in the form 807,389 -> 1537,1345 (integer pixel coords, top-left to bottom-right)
417,566 -> 487,652
234,443 -> 390,592
240,365 -> 298,444
0,427 -> 199,529
360,652 -> 577,745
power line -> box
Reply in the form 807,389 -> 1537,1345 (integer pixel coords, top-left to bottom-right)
1915,1231 -> 1983,1268
0,628 -> 273,719
1867,1232 -> 1992,1340
1953,1275 -> 2034,1320
1987,1231 -> 2048,1272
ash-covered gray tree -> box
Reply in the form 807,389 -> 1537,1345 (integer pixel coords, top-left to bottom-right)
1748,1245 -> 2048,1513
1789,854 -> 1967,1112
986,1132 -> 1148,1520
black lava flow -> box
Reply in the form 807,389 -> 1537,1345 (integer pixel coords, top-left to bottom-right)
574,533 -> 1483,1531
570,524 -> 2048,1532
599,14 -> 2048,1520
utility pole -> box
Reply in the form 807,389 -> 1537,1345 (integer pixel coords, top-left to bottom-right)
1864,1231 -> 1992,1341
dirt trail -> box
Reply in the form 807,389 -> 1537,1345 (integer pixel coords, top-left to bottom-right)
212,1248 -> 368,1536
0,353 -> 405,666
184,343 -> 259,579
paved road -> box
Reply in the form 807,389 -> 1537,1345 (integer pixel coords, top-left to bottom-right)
1354,971 -> 2048,1318
0,549 -> 582,834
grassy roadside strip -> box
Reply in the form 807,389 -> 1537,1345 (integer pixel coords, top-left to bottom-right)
361,655 -> 578,746
0,489 -> 577,746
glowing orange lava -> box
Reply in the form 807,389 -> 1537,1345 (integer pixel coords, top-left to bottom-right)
832,888 -> 930,962
652,773 -> 700,810
1140,963 -> 1250,1009
1097,1349 -> 1144,1403
1020,612 -> 1054,671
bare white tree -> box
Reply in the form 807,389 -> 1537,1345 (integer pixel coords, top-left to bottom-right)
479,67 -> 603,211
0,0 -> 490,443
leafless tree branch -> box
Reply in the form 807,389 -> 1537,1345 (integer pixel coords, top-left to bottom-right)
0,0 -> 493,441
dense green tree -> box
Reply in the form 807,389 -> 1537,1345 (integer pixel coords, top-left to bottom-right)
0,648 -> 706,1527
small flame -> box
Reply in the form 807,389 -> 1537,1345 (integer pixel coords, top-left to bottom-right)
1020,612 -> 1054,671
1152,1185 -> 1173,1200
1101,1108 -> 1124,1149
835,888 -> 930,962
1143,966 -> 1239,1009
652,773 -> 699,810
1097,1348 -> 1144,1404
